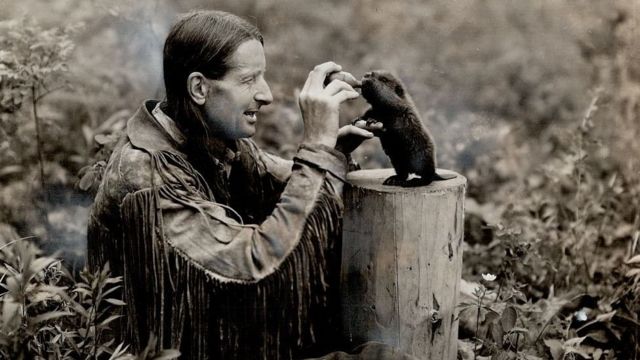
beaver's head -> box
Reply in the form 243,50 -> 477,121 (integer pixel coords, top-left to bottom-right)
361,70 -> 406,109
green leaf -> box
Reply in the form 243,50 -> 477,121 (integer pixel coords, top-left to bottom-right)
488,320 -> 504,346
506,327 -> 528,334
107,342 -> 131,360
105,298 -> 126,306
77,325 -> 96,339
500,306 -> 517,332
78,171 -> 97,191
484,308 -> 500,323
70,301 -> 90,318
626,254 -> 640,265
101,285 -> 122,298
626,268 -> 640,278
564,336 -> 587,347
98,314 -> 122,328
27,285 -> 69,305
1,299 -> 22,330
564,345 -> 591,359
24,256 -> 56,282
543,339 -> 563,360
104,276 -> 122,285
81,124 -> 93,145
73,287 -> 92,297
152,350 -> 181,360
30,310 -> 73,324
584,329 -> 609,344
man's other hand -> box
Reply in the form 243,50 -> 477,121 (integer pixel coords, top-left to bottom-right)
335,120 -> 384,154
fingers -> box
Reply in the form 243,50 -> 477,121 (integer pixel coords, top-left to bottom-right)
306,62 -> 342,92
297,62 -> 360,149
333,89 -> 360,104
326,71 -> 362,88
353,119 -> 384,131
336,125 -> 375,154
324,79 -> 356,96
342,125 -> 374,138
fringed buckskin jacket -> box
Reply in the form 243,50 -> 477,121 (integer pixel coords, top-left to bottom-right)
88,101 -> 415,360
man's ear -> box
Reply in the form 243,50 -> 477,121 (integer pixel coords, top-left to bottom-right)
187,72 -> 208,105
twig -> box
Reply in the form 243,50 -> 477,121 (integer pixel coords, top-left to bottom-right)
31,84 -> 53,242
32,85 -> 46,192
534,316 -> 553,344
474,286 -> 486,360
35,84 -> 68,102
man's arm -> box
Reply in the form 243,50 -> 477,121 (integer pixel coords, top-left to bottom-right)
227,139 -> 292,224
123,144 -> 346,283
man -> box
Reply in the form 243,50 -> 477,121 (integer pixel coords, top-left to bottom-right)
88,10 -> 411,360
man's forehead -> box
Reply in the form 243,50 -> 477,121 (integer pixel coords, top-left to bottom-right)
227,60 -> 264,74
227,40 -> 266,73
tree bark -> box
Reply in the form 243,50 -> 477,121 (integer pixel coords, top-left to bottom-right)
341,168 -> 465,360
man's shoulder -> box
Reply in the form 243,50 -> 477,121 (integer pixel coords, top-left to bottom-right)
116,141 -> 203,195
101,140 -> 155,195
106,100 -> 193,194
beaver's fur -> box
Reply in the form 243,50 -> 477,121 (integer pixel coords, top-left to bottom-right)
360,70 -> 445,187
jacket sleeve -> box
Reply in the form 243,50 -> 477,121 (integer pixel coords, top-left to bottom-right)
149,143 -> 346,283
230,138 -> 345,224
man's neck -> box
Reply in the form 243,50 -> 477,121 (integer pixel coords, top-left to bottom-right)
153,102 -> 239,165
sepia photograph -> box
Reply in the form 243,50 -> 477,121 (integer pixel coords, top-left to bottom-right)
0,0 -> 639,359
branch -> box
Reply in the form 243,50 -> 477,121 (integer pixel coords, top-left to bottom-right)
35,83 -> 68,102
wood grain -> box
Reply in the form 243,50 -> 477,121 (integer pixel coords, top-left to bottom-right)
341,168 -> 466,359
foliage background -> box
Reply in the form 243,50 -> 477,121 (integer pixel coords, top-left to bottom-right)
1,0 -> 639,358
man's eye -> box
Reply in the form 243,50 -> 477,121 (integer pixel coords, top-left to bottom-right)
242,76 -> 257,84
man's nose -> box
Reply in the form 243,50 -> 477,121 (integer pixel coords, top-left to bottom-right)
255,78 -> 273,105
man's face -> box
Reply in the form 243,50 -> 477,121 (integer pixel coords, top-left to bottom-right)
203,39 -> 273,139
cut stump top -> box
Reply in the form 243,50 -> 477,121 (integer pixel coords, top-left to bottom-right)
346,168 -> 466,194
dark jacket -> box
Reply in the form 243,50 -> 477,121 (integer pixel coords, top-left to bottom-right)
88,100 -> 347,359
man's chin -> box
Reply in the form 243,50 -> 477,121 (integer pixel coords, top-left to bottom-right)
240,125 -> 256,138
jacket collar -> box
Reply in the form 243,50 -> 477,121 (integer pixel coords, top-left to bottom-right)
127,100 -> 184,155
126,100 -> 241,164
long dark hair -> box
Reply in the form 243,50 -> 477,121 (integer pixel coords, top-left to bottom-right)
162,10 -> 263,204
162,10 -> 263,138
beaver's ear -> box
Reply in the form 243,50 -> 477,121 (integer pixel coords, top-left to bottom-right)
395,84 -> 405,97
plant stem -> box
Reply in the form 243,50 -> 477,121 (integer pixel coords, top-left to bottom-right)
80,289 -> 96,357
31,84 -> 54,242
534,317 -> 552,344
635,311 -> 638,360
31,85 -> 46,193
474,287 -> 486,360
493,280 -> 503,304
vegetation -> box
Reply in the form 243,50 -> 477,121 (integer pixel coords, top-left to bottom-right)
0,239 -> 179,359
1,0 -> 639,358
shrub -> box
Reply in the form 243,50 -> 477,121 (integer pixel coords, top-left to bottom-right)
0,238 -> 179,359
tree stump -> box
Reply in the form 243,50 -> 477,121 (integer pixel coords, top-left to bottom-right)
341,168 -> 466,359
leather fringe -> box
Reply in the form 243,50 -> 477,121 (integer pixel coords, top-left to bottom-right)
115,150 -> 343,359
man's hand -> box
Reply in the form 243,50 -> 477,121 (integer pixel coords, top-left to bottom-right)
324,71 -> 362,88
335,120 -> 384,154
298,62 -> 360,148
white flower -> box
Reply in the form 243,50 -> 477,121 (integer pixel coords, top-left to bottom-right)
574,309 -> 588,322
481,273 -> 497,282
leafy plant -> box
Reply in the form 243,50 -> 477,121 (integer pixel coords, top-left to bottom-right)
0,239 -> 69,359
0,239 -> 179,359
0,18 -> 79,190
